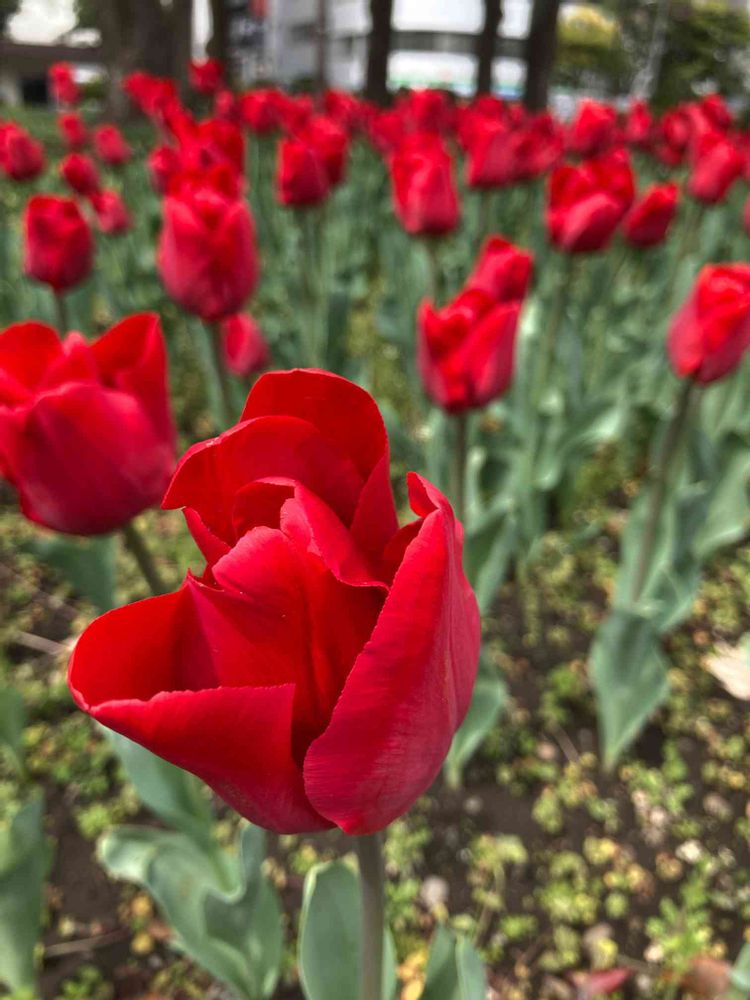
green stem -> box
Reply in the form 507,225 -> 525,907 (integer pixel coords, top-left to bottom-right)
424,237 -> 442,304
629,378 -> 699,605
451,412 -> 469,524
53,290 -> 69,332
355,832 -> 385,1000
300,209 -> 324,366
121,520 -> 169,596
206,321 -> 236,429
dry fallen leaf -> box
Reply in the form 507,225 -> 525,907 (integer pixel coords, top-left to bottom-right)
569,967 -> 633,999
704,638 -> 750,700
680,955 -> 731,997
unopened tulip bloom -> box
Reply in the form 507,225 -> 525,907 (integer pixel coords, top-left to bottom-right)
302,115 -> 350,187
0,125 -> 45,181
221,313 -> 270,377
90,190 -> 131,235
622,183 -> 679,248
276,137 -> 330,207
58,112 -> 87,151
391,135 -> 460,236
0,314 -> 175,535
465,237 -> 533,301
547,150 -> 635,253
60,152 -> 101,197
148,144 -> 182,194
94,124 -> 132,166
158,171 -> 259,322
687,132 -> 744,205
568,99 -> 618,157
418,289 -> 522,413
668,264 -> 750,384
624,99 -> 653,149
189,58 -> 224,95
23,195 -> 93,293
49,62 -> 79,106
68,369 -> 480,835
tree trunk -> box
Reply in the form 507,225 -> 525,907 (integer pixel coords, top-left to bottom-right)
365,0 -> 394,104
171,0 -> 194,98
316,0 -> 329,92
132,0 -> 171,77
631,0 -> 672,100
208,0 -> 229,69
523,0 -> 562,112
475,0 -> 503,96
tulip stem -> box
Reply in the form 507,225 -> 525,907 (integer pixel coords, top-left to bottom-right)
451,412 -> 468,524
424,238 -> 442,304
121,521 -> 169,597
53,291 -> 69,332
206,322 -> 235,429
628,378 -> 698,605
355,831 -> 385,1000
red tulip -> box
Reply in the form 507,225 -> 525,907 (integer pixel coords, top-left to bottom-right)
622,182 -> 679,248
49,62 -> 80,106
391,135 -> 460,236
221,314 -> 270,376
465,117 -> 515,189
90,190 -> 131,235
60,152 -> 101,197
668,264 -> 750,385
189,58 -> 224,95
418,289 -> 521,413
214,89 -> 240,123
0,314 -> 175,535
276,137 -> 330,207
124,72 -> 178,121
0,124 -> 45,181
58,112 -> 88,151
398,89 -> 452,135
367,108 -> 406,157
513,113 -> 565,181
148,144 -> 182,194
158,171 -> 259,322
547,150 -> 635,253
239,89 -> 283,135
302,115 -> 350,187
700,93 -> 733,132
93,124 -> 132,166
687,131 -> 744,205
624,99 -> 653,149
68,369 -> 480,835
465,236 -> 533,301
654,107 -> 692,166
23,195 -> 93,293
180,119 -> 245,176
568,99 -> 619,157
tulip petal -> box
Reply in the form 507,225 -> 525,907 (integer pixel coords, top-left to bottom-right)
303,475 -> 480,834
69,586 -> 330,833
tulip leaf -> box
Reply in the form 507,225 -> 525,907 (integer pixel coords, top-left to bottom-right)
591,608 -> 670,769
422,925 -> 487,1000
27,533 -> 116,613
105,730 -> 215,848
445,654 -> 506,788
99,822 -> 283,999
730,943 -> 750,994
299,860 -> 397,1000
0,794 -> 51,995
0,687 -> 26,774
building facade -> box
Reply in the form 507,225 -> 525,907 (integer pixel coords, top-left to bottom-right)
262,0 -> 532,96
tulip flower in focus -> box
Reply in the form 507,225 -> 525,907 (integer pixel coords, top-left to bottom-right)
668,263 -> 750,384
0,314 -> 175,535
391,134 -> 460,236
94,125 -> 132,167
58,112 -> 88,150
68,369 -> 480,835
60,152 -> 101,197
547,150 -> 635,253
221,313 -> 271,377
158,167 -> 259,322
622,183 -> 679,248
90,190 -> 132,235
23,194 -> 93,293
